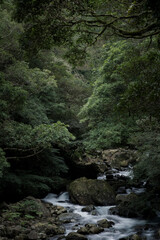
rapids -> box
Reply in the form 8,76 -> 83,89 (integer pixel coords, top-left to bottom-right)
43,168 -> 157,240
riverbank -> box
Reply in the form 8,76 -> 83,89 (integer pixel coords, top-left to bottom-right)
1,190 -> 160,239
1,149 -> 160,240
43,192 -> 160,240
0,196 -> 68,240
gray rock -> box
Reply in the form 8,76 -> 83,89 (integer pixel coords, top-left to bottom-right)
97,219 -> 114,228
81,205 -> 95,212
66,232 -> 88,240
85,224 -> 104,234
91,210 -> 99,216
59,212 -> 81,223
45,224 -> 65,235
77,226 -> 89,234
77,224 -> 104,235
28,230 -> 39,239
102,148 -> 137,169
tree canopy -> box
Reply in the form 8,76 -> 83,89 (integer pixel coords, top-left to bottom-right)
12,0 -> 160,56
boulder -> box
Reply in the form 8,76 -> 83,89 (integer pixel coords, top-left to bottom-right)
116,193 -> 138,203
97,219 -> 114,228
56,206 -> 67,215
59,212 -> 81,223
68,177 -> 116,205
91,210 -> 99,216
102,148 -> 137,169
77,226 -> 89,235
22,196 -> 51,218
81,205 -> 98,215
85,224 -> 104,234
110,193 -> 156,218
81,205 -> 95,212
66,232 -> 88,240
120,160 -> 129,167
44,203 -> 67,216
77,224 -> 104,235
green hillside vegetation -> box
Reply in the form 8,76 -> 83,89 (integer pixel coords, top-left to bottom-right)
0,0 -> 160,201
0,1 -> 91,201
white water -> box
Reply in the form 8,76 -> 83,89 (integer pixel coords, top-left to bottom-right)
43,191 -> 155,240
97,166 -> 133,181
112,167 -> 133,178
126,187 -> 146,195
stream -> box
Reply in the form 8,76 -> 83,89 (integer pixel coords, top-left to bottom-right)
43,168 -> 158,240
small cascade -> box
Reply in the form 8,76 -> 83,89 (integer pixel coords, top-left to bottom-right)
43,190 -> 156,240
98,166 -> 133,181
111,166 -> 133,178
126,187 -> 146,195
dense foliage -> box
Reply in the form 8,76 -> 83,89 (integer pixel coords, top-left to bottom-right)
0,1 -> 90,200
79,37 -> 160,190
12,0 -> 160,60
1,0 -> 160,200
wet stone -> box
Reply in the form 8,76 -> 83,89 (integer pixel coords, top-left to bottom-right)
77,223 -> 104,235
97,219 -> 114,228
59,213 -> 81,223
77,226 -> 89,234
66,232 -> 88,240
81,205 -> 95,212
91,209 -> 99,216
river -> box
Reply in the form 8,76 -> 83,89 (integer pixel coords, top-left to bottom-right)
43,168 -> 158,240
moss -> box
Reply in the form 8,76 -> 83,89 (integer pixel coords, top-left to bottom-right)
2,198 -> 44,221
68,177 -> 116,205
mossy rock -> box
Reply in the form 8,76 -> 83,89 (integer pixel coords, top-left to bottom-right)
120,160 -> 129,167
116,193 -> 138,203
66,232 -> 88,240
68,177 -> 116,205
102,149 -> 137,169
111,193 -> 156,219
78,223 -> 104,234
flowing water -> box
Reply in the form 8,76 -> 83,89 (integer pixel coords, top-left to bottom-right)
43,169 -> 157,240
97,166 -> 133,180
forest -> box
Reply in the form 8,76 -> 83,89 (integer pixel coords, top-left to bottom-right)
0,0 -> 160,240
